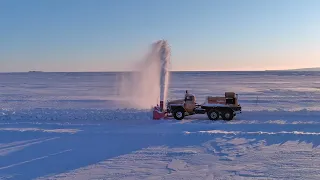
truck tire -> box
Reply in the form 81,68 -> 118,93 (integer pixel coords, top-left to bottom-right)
221,109 -> 234,121
173,108 -> 185,120
207,109 -> 219,120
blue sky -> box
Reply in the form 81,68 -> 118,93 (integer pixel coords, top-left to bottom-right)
1,0 -> 320,72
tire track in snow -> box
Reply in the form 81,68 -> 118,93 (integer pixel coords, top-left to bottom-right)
0,149 -> 72,170
0,137 -> 47,149
0,137 -> 60,156
0,128 -> 80,134
184,130 -> 320,136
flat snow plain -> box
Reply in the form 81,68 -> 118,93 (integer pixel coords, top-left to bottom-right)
0,71 -> 319,180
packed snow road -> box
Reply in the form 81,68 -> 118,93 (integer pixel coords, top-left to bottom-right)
0,109 -> 319,180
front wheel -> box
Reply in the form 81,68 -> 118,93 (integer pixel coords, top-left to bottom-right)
207,109 -> 219,120
173,109 -> 185,120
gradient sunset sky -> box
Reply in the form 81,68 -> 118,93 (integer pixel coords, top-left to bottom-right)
1,0 -> 319,72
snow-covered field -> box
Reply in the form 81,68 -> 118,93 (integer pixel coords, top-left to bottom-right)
0,71 -> 319,180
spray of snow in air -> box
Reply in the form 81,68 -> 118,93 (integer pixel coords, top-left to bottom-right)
116,40 -> 171,109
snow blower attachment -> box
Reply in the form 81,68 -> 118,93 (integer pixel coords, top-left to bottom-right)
153,104 -> 166,120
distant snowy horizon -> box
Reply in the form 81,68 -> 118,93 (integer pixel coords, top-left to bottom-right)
1,68 -> 320,73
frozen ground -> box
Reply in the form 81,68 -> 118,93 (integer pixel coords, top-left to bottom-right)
0,71 -> 319,179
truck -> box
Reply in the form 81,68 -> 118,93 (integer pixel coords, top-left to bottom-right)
165,91 -> 242,121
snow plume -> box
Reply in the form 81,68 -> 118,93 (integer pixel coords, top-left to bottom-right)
116,40 -> 171,109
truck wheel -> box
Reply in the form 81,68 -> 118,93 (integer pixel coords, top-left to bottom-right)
207,109 -> 219,120
221,109 -> 234,121
173,109 -> 185,120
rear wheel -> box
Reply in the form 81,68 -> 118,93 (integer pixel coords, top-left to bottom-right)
173,108 -> 185,120
221,109 -> 234,121
207,109 -> 219,120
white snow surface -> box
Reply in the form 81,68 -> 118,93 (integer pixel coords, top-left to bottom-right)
0,71 -> 320,180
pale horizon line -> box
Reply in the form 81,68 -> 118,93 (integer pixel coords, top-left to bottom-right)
1,68 -> 320,74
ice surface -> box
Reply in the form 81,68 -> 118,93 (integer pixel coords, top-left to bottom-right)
0,71 -> 320,179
